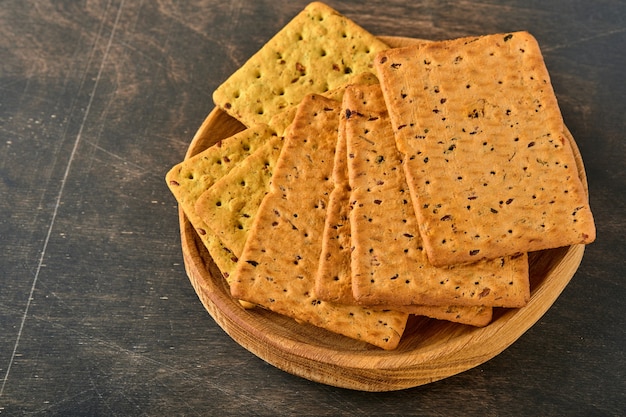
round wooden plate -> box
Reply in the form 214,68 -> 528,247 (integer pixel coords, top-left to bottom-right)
177,37 -> 588,391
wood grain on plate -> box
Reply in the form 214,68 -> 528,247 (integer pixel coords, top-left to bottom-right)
177,37 -> 587,391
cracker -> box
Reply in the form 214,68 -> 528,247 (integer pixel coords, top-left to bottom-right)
230,94 -> 408,350
398,304 -> 493,327
315,101 -> 493,326
343,83 -> 529,307
165,124 -> 276,279
195,135 -> 284,258
375,32 -> 595,266
312,73 -> 379,303
314,107 -> 353,303
213,2 -> 389,127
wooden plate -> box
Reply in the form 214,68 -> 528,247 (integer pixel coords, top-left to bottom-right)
177,37 -> 588,391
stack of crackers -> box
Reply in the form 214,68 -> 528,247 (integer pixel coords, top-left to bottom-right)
166,2 -> 595,350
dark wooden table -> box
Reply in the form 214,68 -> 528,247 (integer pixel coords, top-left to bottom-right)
1,1 -> 624,415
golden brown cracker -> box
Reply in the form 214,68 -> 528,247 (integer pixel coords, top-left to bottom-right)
375,32 -> 595,266
400,305 -> 493,327
230,94 -> 408,349
315,103 -> 493,326
343,83 -> 529,308
315,107 -> 353,303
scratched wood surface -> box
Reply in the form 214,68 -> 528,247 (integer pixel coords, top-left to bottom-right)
1,0 -> 624,415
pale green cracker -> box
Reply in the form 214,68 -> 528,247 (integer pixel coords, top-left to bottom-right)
213,2 -> 389,127
165,124 -> 277,279
195,135 -> 285,258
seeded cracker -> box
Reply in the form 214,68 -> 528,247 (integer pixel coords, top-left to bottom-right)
401,305 -> 492,326
315,94 -> 493,326
213,2 -> 389,127
195,135 -> 284,258
315,108 -> 353,304
344,83 -> 529,307
375,31 -> 595,266
230,94 -> 408,350
166,124 -> 276,279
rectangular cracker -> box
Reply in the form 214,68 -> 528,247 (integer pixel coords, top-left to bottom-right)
343,83 -> 529,307
312,73 -> 382,303
213,2 -> 389,127
375,32 -> 595,266
397,304 -> 492,327
165,124 -> 277,279
195,135 -> 284,258
315,99 -> 493,327
230,94 -> 408,350
314,105 -> 353,304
